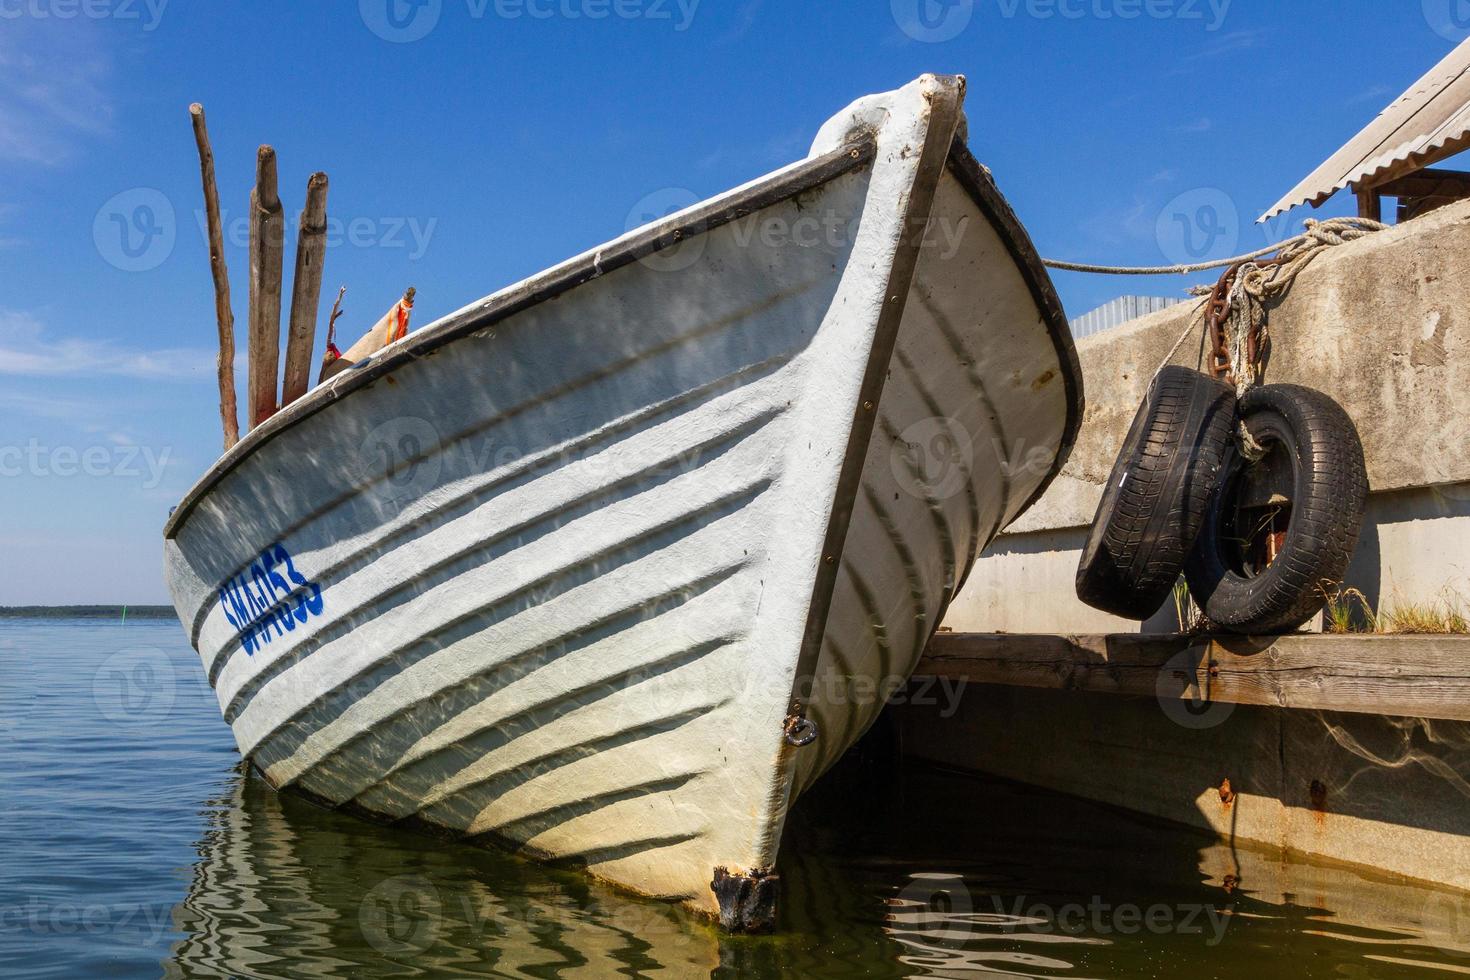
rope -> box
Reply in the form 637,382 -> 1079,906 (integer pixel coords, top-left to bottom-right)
1213,218 -> 1386,399
1044,243 -> 1288,276
1153,310 -> 1203,379
1042,217 -> 1388,277
1134,217 -> 1389,460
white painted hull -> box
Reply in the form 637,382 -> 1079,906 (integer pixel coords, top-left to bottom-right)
163,75 -> 1081,923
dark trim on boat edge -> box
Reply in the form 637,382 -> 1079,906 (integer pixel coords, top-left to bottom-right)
945,138 -> 1085,524
776,115 -> 1088,755
780,75 -> 970,776
163,138 -> 879,540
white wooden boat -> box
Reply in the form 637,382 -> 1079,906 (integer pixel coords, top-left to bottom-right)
163,74 -> 1082,930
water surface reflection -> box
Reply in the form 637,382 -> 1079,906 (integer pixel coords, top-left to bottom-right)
163,752 -> 1470,979
166,771 -> 721,978
5,622 -> 1468,978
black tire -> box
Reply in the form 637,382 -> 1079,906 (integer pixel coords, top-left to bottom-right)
1076,367 -> 1236,619
1184,384 -> 1368,634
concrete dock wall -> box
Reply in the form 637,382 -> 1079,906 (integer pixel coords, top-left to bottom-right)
943,199 -> 1470,633
904,204 -> 1470,895
897,683 -> 1470,894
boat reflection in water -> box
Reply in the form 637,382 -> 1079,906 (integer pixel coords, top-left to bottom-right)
164,759 -> 1470,978
164,770 -> 721,978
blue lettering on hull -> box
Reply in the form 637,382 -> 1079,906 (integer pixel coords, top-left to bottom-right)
217,543 -> 324,656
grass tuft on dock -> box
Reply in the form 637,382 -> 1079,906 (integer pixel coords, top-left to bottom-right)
1322,586 -> 1470,635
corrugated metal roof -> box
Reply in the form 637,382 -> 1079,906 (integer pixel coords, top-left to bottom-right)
1260,37 -> 1470,222
1069,296 -> 1186,340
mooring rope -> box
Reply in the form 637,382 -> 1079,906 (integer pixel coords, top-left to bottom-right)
1043,244 -> 1288,276
1042,217 -> 1389,278
1205,218 -> 1387,393
1074,217 -> 1391,460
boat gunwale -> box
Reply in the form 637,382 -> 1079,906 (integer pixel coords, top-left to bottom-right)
162,138 -> 880,540
162,136 -> 1084,565
943,138 -> 1084,524
783,78 -> 970,754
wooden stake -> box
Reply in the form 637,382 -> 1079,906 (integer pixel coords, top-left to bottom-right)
248,146 -> 285,430
282,172 -> 329,408
188,104 -> 240,450
328,285 -> 346,336
318,286 -> 347,385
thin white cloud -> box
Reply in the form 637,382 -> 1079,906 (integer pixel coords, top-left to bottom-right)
0,19 -> 114,165
1184,28 -> 1269,61
716,0 -> 764,44
1075,196 -> 1155,249
0,311 -> 214,382
1173,117 -> 1214,134
1349,84 -> 1394,106
0,389 -> 98,422
1164,28 -> 1269,76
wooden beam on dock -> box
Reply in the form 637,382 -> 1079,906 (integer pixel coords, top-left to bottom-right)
919,633 -> 1470,722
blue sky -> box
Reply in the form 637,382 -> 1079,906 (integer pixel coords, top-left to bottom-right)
2,0 -> 1465,604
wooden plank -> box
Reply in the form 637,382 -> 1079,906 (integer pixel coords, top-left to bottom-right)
247,146 -> 284,430
282,171 -> 328,407
187,104 -> 240,451
1370,167 -> 1470,199
920,632 -> 1470,722
1356,131 -> 1470,198
1356,187 -> 1383,221
337,288 -> 414,365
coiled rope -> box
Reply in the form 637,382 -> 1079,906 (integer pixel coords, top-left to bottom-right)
1046,217 -> 1389,460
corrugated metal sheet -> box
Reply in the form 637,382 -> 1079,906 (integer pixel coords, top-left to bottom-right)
1261,37 -> 1470,221
1069,296 -> 1186,340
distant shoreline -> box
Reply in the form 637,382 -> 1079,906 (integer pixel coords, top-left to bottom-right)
0,606 -> 178,621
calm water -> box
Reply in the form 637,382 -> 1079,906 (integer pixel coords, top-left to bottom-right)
3,619 -> 1470,978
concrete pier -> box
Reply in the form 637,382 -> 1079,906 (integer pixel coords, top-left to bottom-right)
899,635 -> 1470,893
914,200 -> 1470,893
943,198 -> 1470,635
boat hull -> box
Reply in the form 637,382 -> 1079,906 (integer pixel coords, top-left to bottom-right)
163,76 -> 1080,922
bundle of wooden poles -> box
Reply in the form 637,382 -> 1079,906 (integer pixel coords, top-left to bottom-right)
189,104 -> 416,450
